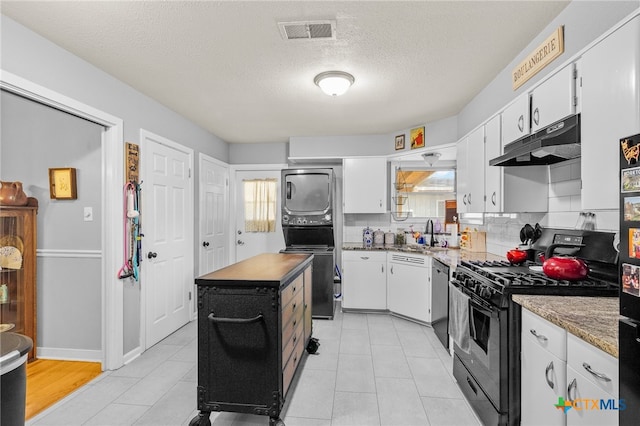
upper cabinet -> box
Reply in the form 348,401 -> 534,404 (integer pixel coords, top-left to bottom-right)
501,92 -> 530,145
581,15 -> 640,211
457,127 -> 485,213
530,64 -> 577,132
484,115 -> 502,212
343,157 -> 387,213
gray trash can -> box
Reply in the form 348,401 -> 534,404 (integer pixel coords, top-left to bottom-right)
1,332 -> 33,426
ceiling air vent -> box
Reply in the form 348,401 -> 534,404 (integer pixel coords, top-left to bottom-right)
278,20 -> 336,40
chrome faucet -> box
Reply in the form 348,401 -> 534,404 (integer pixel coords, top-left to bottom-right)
425,219 -> 435,247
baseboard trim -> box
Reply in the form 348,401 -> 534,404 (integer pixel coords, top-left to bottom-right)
123,346 -> 143,365
37,346 -> 102,363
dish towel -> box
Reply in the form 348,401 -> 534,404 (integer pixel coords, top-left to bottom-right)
448,283 -> 471,353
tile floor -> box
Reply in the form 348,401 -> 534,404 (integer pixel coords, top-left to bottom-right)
27,308 -> 482,426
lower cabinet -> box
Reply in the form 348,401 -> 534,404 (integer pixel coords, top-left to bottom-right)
521,308 -> 567,426
565,333 -> 619,426
342,251 -> 387,310
521,308 -> 619,426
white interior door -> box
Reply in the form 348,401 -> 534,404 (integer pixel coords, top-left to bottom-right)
233,169 -> 285,262
199,154 -> 229,276
142,130 -> 193,348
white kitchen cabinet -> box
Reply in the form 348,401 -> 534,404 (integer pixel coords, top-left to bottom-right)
341,251 -> 387,310
521,308 -> 620,426
566,333 -> 620,426
521,309 -> 567,426
501,92 -> 530,146
484,115 -> 502,212
456,127 -> 485,213
343,157 -> 387,213
387,253 -> 431,323
580,16 -> 640,210
530,64 -> 577,133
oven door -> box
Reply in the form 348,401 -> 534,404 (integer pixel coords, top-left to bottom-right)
455,296 -> 504,411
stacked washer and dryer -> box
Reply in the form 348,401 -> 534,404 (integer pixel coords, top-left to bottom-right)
280,168 -> 336,319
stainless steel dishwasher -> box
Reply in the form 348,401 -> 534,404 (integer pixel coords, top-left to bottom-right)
431,258 -> 450,350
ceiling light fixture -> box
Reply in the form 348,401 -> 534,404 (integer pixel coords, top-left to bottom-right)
314,71 -> 355,96
422,152 -> 441,166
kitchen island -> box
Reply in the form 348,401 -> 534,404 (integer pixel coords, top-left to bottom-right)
190,253 -> 314,426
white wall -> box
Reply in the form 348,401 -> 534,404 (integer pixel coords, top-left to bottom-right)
1,15 -> 231,356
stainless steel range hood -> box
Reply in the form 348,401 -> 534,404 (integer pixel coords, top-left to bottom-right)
489,114 -> 580,167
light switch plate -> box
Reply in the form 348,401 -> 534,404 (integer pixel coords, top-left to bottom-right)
84,207 -> 93,222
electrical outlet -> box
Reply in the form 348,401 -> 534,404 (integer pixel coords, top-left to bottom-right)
84,207 -> 93,222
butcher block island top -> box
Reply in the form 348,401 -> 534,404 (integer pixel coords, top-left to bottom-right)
196,253 -> 313,286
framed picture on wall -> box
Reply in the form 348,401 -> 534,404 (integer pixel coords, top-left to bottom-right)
48,167 -> 77,199
395,134 -> 405,150
410,126 -> 425,149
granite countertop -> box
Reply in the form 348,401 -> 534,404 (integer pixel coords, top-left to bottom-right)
512,295 -> 619,358
342,243 -> 505,269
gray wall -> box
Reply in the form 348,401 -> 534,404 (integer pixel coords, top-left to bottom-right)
1,90 -> 103,353
229,142 -> 288,164
1,14 -> 232,355
458,0 -> 640,137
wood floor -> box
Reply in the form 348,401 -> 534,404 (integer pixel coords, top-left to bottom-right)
26,359 -> 102,420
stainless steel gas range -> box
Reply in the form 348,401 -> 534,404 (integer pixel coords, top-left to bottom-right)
451,228 -> 619,426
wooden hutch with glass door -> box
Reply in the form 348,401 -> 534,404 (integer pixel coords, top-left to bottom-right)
0,198 -> 38,361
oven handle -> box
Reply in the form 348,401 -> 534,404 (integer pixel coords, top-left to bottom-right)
286,182 -> 292,199
469,298 -> 499,318
208,312 -> 264,324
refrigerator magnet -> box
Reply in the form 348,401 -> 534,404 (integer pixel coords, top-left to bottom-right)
621,134 -> 640,165
622,167 -> 640,193
624,197 -> 640,221
622,263 -> 640,297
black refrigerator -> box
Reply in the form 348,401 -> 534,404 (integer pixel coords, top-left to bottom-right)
619,133 -> 640,425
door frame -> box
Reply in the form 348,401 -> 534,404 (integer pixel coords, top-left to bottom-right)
198,153 -> 230,275
140,129 -> 195,351
1,70 -> 124,370
229,163 -> 287,264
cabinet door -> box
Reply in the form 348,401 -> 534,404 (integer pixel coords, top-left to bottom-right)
530,64 -> 576,132
388,257 -> 430,323
466,127 -> 485,213
343,158 -> 387,213
484,115 -> 502,212
456,137 -> 469,212
501,93 -> 530,145
566,365 -> 619,426
342,252 -> 386,310
581,16 -> 640,210
521,333 -> 566,426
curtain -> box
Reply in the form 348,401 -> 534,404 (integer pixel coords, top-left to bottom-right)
243,178 -> 277,232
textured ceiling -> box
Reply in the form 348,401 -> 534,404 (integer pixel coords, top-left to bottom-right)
1,1 -> 571,143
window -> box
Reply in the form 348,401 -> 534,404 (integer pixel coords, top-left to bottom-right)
243,178 -> 277,232
392,166 -> 456,221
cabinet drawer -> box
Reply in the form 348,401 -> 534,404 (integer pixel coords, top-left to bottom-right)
283,336 -> 304,396
281,275 -> 303,308
522,309 -> 567,360
282,287 -> 304,330
282,319 -> 303,367
567,333 -> 618,398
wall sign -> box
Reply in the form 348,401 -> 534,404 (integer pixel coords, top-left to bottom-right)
48,167 -> 77,200
126,142 -> 139,183
512,26 -> 564,90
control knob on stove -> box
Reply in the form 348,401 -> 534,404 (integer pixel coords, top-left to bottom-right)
479,285 -> 493,299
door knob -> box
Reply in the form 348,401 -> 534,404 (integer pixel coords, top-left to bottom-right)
237,230 -> 242,235
202,241 -> 210,247
237,240 -> 245,245
147,252 -> 158,259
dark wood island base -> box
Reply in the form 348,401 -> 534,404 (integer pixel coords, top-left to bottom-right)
190,253 -> 316,426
